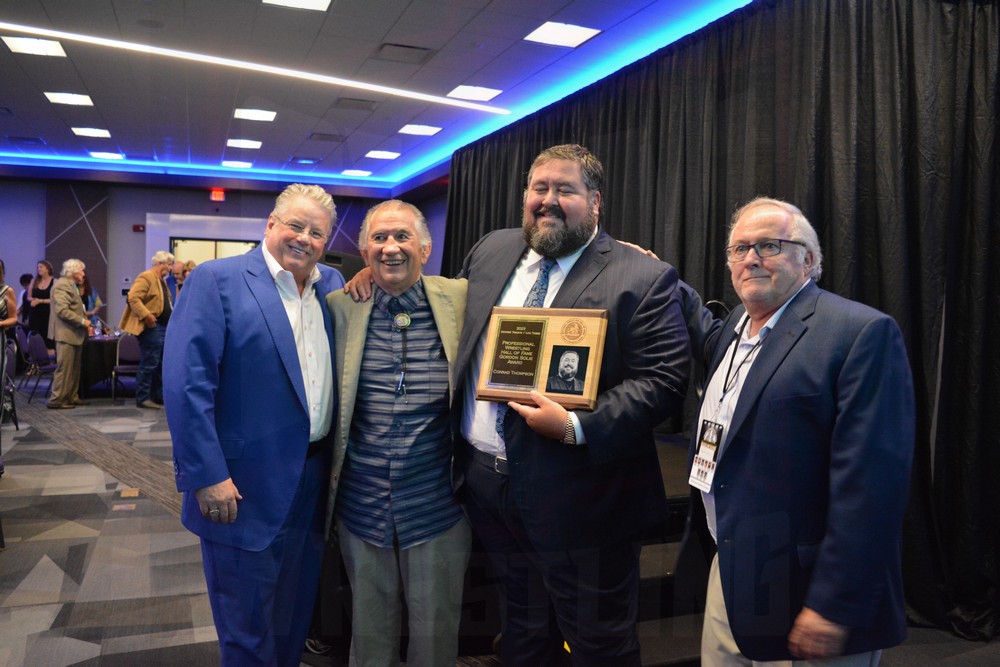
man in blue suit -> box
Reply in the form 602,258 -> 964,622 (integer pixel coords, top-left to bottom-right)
453,144 -> 691,665
688,197 -> 914,664
164,183 -> 345,666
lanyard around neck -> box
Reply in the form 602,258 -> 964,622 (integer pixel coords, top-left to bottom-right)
721,317 -> 764,401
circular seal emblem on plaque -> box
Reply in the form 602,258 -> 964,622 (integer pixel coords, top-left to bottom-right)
561,318 -> 586,343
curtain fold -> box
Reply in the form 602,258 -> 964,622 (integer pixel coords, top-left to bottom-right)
443,0 -> 998,640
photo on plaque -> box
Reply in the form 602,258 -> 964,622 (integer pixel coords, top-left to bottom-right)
545,346 -> 589,396
476,307 -> 607,410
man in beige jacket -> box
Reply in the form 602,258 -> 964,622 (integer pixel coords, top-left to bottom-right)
119,250 -> 174,409
326,200 -> 469,667
47,259 -> 89,409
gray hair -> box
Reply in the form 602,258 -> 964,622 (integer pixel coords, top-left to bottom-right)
358,200 -> 431,252
151,250 -> 175,266
274,184 -> 337,228
61,258 -> 85,277
729,196 -> 823,280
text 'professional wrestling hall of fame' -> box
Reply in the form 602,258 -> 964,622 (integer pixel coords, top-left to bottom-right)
476,307 -> 608,411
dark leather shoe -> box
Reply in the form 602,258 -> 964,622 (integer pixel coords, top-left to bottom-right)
138,400 -> 163,410
47,403 -> 75,410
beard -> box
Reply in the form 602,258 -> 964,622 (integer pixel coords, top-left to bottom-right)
559,368 -> 576,380
522,204 -> 597,258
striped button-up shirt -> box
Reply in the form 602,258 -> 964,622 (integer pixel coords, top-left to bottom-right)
336,281 -> 463,548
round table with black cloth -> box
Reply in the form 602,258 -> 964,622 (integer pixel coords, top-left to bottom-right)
80,336 -> 118,397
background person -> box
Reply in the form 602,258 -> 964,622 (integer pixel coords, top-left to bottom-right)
80,274 -> 104,331
119,251 -> 174,409
28,259 -> 55,349
165,260 -> 183,300
327,200 -> 470,667
46,259 -> 89,409
173,260 -> 197,302
16,273 -> 32,325
0,260 -> 17,332
0,260 -> 13,457
687,197 -> 914,664
164,184 -> 345,666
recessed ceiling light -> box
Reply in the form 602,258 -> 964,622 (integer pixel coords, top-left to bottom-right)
447,85 -> 502,102
292,156 -> 322,165
342,169 -> 372,177
234,108 -> 277,121
44,92 -> 93,106
524,22 -> 601,48
365,150 -> 400,160
2,36 -> 66,56
222,160 -> 253,169
262,0 -> 332,10
90,151 -> 123,160
72,127 -> 111,138
227,139 -> 262,149
399,124 -> 442,136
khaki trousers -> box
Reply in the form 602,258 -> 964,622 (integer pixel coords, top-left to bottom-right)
49,341 -> 82,406
702,554 -> 882,667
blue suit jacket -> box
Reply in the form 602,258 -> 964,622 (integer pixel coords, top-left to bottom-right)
453,228 -> 691,551
690,281 -> 914,659
164,246 -> 344,551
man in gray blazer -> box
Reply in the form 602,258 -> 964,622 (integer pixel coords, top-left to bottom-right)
453,145 -> 691,665
326,200 -> 470,667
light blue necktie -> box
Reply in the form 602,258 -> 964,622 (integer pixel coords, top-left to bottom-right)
495,257 -> 557,442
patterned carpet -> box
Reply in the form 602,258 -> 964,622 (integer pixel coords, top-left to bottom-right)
0,390 -> 501,667
0,398 -> 216,667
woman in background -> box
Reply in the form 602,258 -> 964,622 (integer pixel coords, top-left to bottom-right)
1,258 -> 18,474
28,259 -> 55,349
80,274 -> 104,331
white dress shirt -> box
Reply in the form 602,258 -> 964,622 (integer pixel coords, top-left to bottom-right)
261,244 -> 334,442
697,279 -> 811,541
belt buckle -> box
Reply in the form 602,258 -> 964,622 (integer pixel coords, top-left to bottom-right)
495,456 -> 507,474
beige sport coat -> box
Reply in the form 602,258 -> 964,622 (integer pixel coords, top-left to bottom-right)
118,268 -> 171,335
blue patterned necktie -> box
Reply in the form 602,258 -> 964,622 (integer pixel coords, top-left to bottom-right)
496,257 -> 557,442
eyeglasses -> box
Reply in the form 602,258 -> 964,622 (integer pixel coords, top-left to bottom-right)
725,238 -> 805,262
273,214 -> 329,242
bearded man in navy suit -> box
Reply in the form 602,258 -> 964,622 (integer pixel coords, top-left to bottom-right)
164,184 -> 345,666
453,144 -> 691,666
687,197 -> 914,665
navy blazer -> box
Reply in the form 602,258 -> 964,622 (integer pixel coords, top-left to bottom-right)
689,281 -> 914,660
453,228 -> 691,551
164,246 -> 344,551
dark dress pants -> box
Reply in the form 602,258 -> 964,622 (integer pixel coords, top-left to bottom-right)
462,453 -> 643,667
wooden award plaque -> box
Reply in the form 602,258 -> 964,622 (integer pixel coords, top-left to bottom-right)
475,307 -> 608,410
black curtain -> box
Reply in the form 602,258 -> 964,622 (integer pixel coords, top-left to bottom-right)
443,0 -> 999,640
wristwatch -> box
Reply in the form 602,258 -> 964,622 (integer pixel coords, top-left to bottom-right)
562,414 -> 577,445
